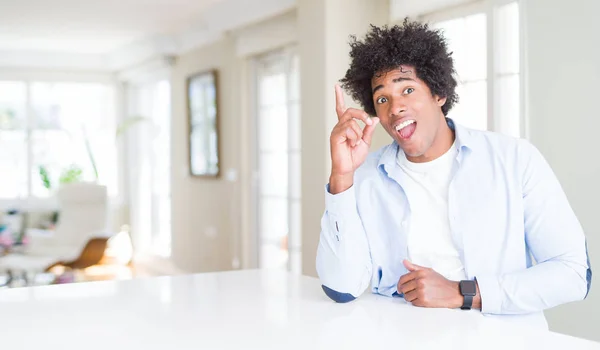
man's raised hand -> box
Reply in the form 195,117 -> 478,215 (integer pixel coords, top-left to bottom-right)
329,85 -> 379,194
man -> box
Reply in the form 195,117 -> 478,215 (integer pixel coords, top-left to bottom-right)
316,20 -> 591,326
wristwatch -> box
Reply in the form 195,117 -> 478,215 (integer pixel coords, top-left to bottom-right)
459,280 -> 477,310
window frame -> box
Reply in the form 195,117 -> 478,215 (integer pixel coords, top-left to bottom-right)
250,45 -> 302,274
419,0 -> 527,139
125,78 -> 173,258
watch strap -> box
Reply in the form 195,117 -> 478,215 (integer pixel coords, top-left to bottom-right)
461,294 -> 473,310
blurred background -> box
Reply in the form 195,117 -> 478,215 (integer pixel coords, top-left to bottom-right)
0,0 -> 597,342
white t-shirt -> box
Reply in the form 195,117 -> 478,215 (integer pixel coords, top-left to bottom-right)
396,143 -> 467,281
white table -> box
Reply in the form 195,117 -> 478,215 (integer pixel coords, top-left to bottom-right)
0,269 -> 598,349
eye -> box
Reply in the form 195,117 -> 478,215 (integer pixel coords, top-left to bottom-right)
376,96 -> 388,104
403,87 -> 415,95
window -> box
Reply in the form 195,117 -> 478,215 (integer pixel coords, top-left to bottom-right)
253,48 -> 301,273
494,2 -> 520,137
0,81 -> 117,200
150,81 -> 172,256
0,82 -> 27,199
126,80 -> 171,257
433,14 -> 488,131
428,0 -> 522,138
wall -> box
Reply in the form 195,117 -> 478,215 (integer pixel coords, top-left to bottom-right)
525,0 -> 600,341
170,37 -> 243,273
234,11 -> 298,269
234,10 -> 297,58
170,10 -> 300,273
169,2 -> 391,275
298,0 -> 390,277
170,1 -> 391,276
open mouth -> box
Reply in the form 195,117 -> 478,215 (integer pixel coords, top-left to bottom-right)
395,119 -> 417,140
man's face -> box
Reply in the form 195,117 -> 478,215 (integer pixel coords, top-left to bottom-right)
371,65 -> 447,159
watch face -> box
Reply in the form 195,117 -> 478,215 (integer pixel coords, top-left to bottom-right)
460,281 -> 477,295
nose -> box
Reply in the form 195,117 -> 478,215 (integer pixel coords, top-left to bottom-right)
390,99 -> 407,116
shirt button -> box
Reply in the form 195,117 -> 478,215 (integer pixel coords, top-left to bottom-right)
401,220 -> 407,227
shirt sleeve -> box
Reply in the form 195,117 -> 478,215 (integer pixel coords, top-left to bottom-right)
316,184 -> 372,301
476,140 -> 591,314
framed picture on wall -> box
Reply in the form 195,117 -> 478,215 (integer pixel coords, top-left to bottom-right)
187,69 -> 220,177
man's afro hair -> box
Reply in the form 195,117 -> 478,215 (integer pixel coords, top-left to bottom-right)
340,19 -> 459,116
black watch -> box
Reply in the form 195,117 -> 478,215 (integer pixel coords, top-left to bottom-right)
459,280 -> 477,310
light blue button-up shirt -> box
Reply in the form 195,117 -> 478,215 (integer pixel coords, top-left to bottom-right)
316,119 -> 591,324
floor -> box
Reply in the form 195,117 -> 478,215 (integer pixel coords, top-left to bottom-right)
0,254 -> 186,289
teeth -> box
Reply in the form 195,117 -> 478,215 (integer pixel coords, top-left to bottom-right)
395,120 -> 415,131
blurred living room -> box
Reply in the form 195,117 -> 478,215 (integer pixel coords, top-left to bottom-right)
0,0 -> 598,347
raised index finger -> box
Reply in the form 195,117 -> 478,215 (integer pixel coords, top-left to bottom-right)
335,84 -> 346,119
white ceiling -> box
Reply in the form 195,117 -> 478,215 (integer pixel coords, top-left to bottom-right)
0,0 -> 296,71
0,0 -> 481,72
0,0 -> 224,54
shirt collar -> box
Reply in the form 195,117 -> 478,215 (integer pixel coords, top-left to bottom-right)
378,118 -> 474,175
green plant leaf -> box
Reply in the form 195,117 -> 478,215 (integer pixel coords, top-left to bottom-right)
82,127 -> 99,181
38,165 -> 52,190
116,116 -> 152,138
59,164 -> 83,184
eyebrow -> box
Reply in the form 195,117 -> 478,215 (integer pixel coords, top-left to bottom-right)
372,77 -> 415,94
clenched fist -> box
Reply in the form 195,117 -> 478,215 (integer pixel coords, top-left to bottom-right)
397,260 -> 481,309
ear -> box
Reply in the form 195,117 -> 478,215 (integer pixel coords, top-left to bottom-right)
436,95 -> 447,107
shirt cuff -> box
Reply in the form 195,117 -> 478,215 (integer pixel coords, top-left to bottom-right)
475,275 -> 503,315
324,184 -> 358,215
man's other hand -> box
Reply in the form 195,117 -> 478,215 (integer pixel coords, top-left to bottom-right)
397,259 -> 464,309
